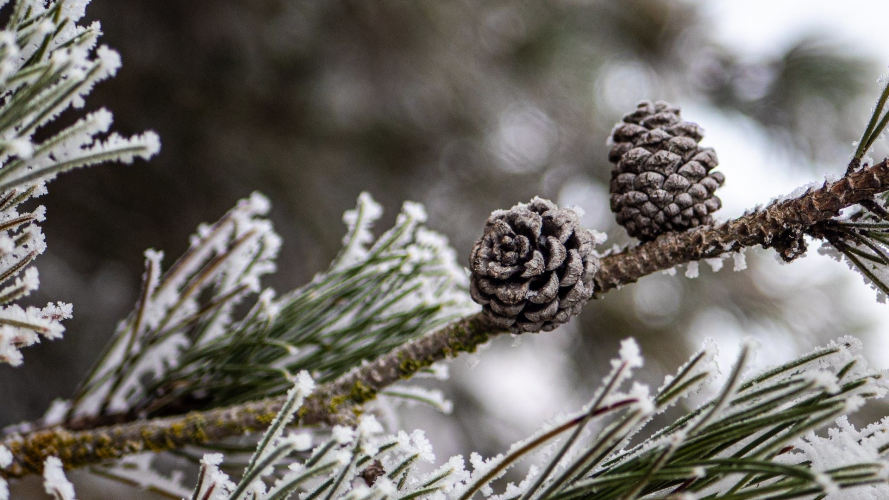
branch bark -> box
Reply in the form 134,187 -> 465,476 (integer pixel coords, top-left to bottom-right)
595,159 -> 889,292
4,159 -> 889,479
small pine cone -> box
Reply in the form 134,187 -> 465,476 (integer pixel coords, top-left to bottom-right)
608,100 -> 725,241
469,198 -> 599,333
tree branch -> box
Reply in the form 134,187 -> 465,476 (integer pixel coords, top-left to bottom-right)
4,159 -> 888,478
0,314 -> 497,479
596,159 -> 889,292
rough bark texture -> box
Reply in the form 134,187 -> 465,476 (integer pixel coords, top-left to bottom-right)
3,160 -> 889,478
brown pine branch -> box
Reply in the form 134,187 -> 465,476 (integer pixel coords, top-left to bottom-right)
3,159 -> 888,479
596,159 -> 889,292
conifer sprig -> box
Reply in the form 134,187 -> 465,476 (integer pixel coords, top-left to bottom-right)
66,191 -> 476,423
182,337 -> 889,500
0,0 -> 159,367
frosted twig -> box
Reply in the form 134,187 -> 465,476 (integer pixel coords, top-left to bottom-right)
5,159 -> 889,476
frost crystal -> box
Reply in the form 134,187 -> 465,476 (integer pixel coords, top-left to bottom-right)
42,399 -> 72,427
167,335 -> 889,500
43,457 -> 76,500
333,426 -> 356,444
684,261 -> 699,279
732,248 -> 747,272
778,416 -> 889,498
338,192 -> 384,267
0,203 -> 74,365
71,191 -> 475,420
704,256 -> 724,272
617,337 -> 643,370
289,433 -> 313,452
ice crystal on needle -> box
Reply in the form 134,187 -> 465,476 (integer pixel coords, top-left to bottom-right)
0,0 -> 160,365
818,194 -> 889,303
43,457 -> 75,500
0,184 -> 73,365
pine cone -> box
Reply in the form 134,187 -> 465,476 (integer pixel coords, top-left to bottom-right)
608,100 -> 725,241
469,198 -> 599,333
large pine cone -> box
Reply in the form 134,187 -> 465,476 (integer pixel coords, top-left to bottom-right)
608,100 -> 725,241
469,198 -> 599,333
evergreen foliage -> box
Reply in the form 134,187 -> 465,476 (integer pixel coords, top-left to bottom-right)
3,1 -> 889,500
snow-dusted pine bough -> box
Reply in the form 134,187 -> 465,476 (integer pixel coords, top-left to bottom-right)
0,0 -> 159,366
4,0 -> 889,499
170,337 -> 889,500
65,190 -> 475,423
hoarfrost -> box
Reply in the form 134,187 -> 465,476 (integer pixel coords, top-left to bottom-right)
332,426 -> 355,444
617,337 -> 643,370
0,0 -> 162,366
42,399 -> 72,427
705,256 -> 725,272
684,261 -> 699,279
171,335 -> 889,500
777,416 -> 889,499
43,457 -> 76,500
769,174 -> 838,206
732,249 -> 747,272
72,193 -> 280,417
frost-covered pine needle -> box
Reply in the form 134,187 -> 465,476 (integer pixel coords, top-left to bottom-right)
172,336 -> 889,500
0,0 -> 160,366
69,191 -> 476,420
70,192 -> 280,417
819,194 -> 889,303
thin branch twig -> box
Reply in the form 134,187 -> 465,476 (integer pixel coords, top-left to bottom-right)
3,159 -> 889,479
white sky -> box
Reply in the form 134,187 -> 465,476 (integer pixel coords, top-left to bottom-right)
703,0 -> 889,63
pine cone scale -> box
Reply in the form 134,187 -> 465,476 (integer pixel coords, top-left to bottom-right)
524,299 -> 559,323
527,272 -> 559,304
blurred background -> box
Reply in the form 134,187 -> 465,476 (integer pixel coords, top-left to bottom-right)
5,0 -> 889,497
